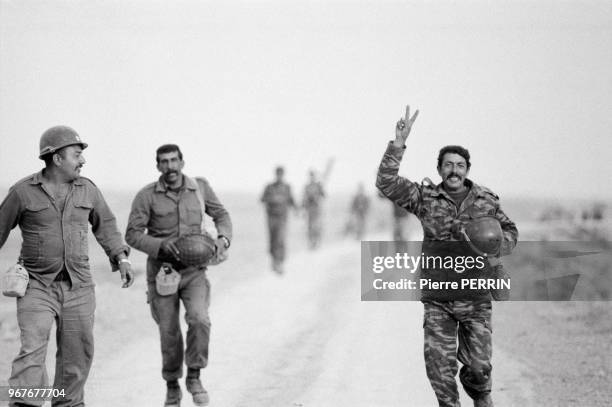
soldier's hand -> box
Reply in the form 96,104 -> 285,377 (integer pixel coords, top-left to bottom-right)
211,237 -> 229,264
214,237 -> 227,257
487,256 -> 502,267
119,261 -> 135,288
393,105 -> 419,147
159,237 -> 181,261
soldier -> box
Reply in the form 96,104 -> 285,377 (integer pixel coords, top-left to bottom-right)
302,170 -> 326,249
260,166 -> 296,274
376,106 -> 518,407
125,144 -> 232,407
377,190 -> 411,241
392,203 -> 410,241
349,183 -> 370,240
0,126 -> 134,407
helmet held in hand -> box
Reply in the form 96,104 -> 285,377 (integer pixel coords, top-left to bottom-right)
461,216 -> 503,257
174,234 -> 217,266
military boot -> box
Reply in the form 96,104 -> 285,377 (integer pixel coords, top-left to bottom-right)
164,381 -> 182,407
474,394 -> 493,407
186,369 -> 209,406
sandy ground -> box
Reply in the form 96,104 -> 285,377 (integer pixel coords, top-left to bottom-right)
1,194 -> 609,407
5,215 -> 611,406
83,239 -> 534,407
2,235 -> 536,407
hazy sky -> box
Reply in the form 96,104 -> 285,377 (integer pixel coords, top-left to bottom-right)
1,0 -> 611,200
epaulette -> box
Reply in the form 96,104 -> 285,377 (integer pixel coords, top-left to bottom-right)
421,177 -> 436,188
194,176 -> 209,186
13,173 -> 38,187
141,181 -> 158,192
478,185 -> 499,199
77,176 -> 97,187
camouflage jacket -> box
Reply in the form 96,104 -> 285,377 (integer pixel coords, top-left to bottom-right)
376,142 -> 519,300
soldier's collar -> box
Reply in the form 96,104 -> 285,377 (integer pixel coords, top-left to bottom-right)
30,169 -> 84,186
155,174 -> 193,192
432,178 -> 474,198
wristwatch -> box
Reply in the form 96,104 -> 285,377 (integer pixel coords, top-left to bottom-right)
119,258 -> 132,266
218,235 -> 231,249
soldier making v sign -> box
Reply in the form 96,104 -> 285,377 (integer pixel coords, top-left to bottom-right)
376,105 -> 518,407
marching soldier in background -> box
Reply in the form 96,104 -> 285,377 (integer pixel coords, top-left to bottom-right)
0,126 -> 134,407
377,106 -> 518,407
392,203 -> 410,241
260,166 -> 296,274
377,190 -> 411,241
126,144 -> 232,407
348,183 -> 370,240
302,169 -> 326,249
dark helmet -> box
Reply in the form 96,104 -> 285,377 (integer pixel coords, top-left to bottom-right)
460,216 -> 503,256
174,234 -> 217,266
39,125 -> 88,159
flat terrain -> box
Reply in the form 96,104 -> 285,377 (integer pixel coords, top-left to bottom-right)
0,194 -> 610,406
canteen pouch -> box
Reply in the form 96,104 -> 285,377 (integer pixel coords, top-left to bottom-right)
156,263 -> 181,296
2,263 -> 29,298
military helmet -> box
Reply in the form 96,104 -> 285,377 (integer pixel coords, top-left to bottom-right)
174,234 -> 217,266
460,216 -> 503,256
39,125 -> 88,159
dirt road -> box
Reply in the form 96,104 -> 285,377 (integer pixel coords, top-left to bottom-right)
80,239 -> 533,407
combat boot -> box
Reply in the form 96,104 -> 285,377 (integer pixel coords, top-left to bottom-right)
164,381 -> 182,407
186,369 -> 209,406
474,394 -> 493,407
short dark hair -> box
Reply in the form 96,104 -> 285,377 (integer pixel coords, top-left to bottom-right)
437,145 -> 471,169
156,144 -> 183,163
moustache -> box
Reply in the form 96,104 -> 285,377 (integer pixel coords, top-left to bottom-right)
446,173 -> 461,180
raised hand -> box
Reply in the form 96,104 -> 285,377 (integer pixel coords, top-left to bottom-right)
393,105 -> 419,147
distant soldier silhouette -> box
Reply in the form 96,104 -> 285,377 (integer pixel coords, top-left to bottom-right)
261,166 -> 296,274
302,170 -> 326,249
392,202 -> 410,241
378,190 -> 411,241
348,183 -> 370,240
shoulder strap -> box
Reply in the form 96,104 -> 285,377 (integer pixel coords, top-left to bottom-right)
191,177 -> 207,233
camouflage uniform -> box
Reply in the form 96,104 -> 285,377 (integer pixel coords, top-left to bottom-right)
261,181 -> 296,264
302,181 -> 325,249
376,142 -> 518,407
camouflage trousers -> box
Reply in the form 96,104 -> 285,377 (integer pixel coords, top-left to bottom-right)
423,300 -> 493,407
